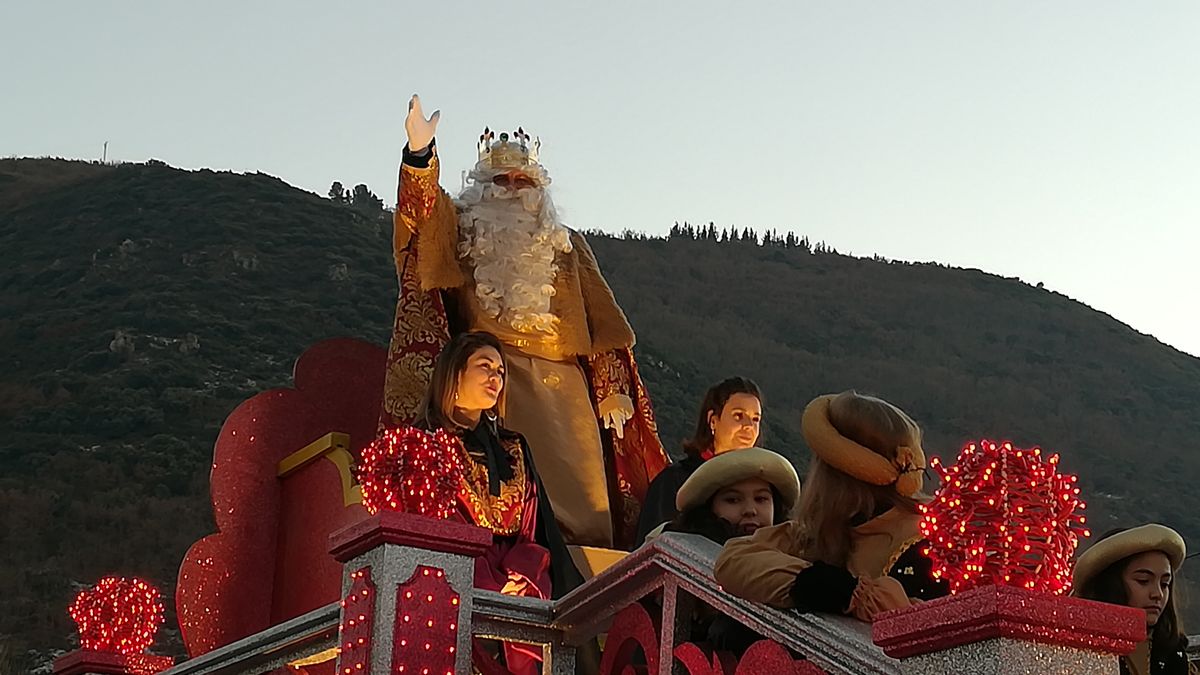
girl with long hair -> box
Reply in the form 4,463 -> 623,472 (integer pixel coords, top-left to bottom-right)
1073,525 -> 1195,675
715,391 -> 947,621
635,376 -> 763,544
415,331 -> 586,674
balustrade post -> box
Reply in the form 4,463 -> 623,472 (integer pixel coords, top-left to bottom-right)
873,585 -> 1145,674
328,511 -> 492,675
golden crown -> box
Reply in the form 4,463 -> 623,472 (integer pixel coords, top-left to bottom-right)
477,127 -> 541,169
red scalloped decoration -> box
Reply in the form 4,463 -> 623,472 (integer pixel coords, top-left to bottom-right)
175,338 -> 385,656
599,603 -> 660,675
920,440 -> 1089,595
673,642 -> 740,674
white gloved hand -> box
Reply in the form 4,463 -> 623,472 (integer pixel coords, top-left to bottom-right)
598,394 -> 635,439
404,94 -> 441,152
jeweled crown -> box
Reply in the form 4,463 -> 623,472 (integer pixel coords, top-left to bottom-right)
477,127 -> 540,169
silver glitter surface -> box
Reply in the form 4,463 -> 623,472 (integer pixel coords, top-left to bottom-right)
343,542 -> 477,675
554,532 -> 899,675
901,637 -> 1119,675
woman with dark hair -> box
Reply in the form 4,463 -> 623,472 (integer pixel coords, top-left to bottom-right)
656,447 -> 801,655
1072,525 -> 1195,675
663,447 -> 799,543
634,376 -> 763,544
416,330 -> 588,674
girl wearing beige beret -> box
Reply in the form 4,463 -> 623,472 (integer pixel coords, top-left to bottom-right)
715,391 -> 948,621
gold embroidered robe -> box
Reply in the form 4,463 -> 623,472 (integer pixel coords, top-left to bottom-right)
380,148 -> 669,549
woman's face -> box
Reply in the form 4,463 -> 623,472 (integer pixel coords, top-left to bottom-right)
1121,551 -> 1172,627
710,477 -> 774,536
455,346 -> 505,413
709,393 -> 762,454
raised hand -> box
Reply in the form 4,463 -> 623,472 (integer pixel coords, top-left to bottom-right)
405,94 -> 441,152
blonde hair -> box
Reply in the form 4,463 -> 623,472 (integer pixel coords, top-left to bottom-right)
793,391 -> 922,565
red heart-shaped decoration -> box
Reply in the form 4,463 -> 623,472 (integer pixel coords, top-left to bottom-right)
69,576 -> 164,655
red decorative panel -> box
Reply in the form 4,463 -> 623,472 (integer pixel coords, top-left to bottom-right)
733,640 -> 796,674
674,640 -> 828,675
176,338 -> 384,656
674,642 -> 731,674
335,567 -> 376,675
599,603 -> 660,675
391,566 -> 459,675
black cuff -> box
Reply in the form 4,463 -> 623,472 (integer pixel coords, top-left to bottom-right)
402,139 -> 436,168
789,561 -> 857,613
890,541 -> 950,601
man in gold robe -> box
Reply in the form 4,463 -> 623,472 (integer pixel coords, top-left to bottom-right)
380,95 -> 668,549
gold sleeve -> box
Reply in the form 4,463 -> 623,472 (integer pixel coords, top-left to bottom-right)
713,521 -> 812,609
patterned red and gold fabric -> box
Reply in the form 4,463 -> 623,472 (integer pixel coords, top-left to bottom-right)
381,169 -> 669,549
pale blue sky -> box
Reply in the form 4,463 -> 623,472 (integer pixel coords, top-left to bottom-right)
3,2 -> 1198,357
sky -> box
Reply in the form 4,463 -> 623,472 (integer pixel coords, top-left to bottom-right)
3,1 -> 1198,357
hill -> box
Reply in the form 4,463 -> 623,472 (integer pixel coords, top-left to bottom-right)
1,158 -> 1197,670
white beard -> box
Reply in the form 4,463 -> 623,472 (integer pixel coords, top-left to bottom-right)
455,169 -> 573,336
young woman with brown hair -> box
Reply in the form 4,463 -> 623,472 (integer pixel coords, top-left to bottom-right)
416,331 -> 587,674
1073,525 -> 1196,675
635,376 -> 763,544
714,391 -> 947,621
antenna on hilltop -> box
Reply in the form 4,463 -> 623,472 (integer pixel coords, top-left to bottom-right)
102,141 -> 108,164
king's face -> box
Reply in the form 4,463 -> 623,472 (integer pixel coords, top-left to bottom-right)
491,170 -> 537,191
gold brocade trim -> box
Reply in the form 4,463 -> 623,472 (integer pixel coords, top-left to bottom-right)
384,351 -> 435,422
397,156 -> 441,234
587,349 -> 631,401
453,434 -> 527,536
394,289 -> 447,346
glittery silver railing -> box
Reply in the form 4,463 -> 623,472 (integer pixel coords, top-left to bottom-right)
155,531 -> 898,675
555,532 -> 899,675
158,602 -> 339,675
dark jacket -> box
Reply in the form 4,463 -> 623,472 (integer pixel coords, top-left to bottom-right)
634,454 -> 706,546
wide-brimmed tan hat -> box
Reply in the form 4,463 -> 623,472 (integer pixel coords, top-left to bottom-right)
800,394 -> 926,497
675,447 -> 801,513
1072,523 -> 1186,594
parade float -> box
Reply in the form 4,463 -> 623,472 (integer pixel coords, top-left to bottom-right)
49,338 -> 1175,675
42,113 -> 1193,674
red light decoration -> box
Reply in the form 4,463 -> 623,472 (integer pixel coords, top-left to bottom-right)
919,440 -> 1090,595
336,567 -> 376,675
391,566 -> 459,675
358,426 -> 463,519
68,576 -> 164,655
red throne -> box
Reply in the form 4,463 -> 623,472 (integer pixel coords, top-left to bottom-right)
176,338 -> 386,657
